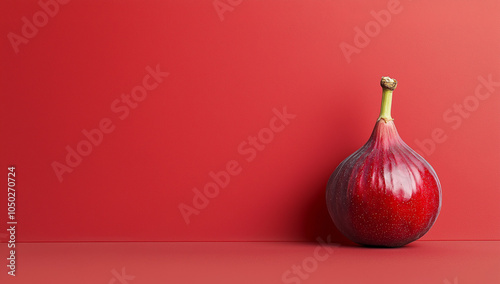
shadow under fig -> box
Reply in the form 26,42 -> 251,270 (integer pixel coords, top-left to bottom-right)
301,172 -> 358,247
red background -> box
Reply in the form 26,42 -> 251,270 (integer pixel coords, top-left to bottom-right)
1,0 -> 499,243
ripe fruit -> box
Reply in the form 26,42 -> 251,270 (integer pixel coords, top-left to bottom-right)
326,77 -> 442,247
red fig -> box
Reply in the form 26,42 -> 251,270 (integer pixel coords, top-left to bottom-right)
326,77 -> 442,247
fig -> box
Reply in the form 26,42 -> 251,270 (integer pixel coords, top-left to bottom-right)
326,77 -> 442,247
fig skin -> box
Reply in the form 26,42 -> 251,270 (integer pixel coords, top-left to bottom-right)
326,77 -> 442,248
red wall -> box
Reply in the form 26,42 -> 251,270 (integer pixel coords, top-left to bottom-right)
1,0 -> 499,242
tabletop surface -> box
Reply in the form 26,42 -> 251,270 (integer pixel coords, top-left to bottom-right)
1,240 -> 499,284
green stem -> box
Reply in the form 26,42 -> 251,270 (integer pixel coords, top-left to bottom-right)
379,88 -> 393,121
378,77 -> 397,122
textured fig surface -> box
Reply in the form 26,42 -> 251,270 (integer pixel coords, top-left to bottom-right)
326,120 -> 442,247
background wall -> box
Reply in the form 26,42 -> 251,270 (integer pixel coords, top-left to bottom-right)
1,0 -> 499,242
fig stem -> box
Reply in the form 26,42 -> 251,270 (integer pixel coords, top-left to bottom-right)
379,77 -> 397,122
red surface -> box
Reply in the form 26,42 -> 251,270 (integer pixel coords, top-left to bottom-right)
1,0 -> 500,243
1,241 -> 499,283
